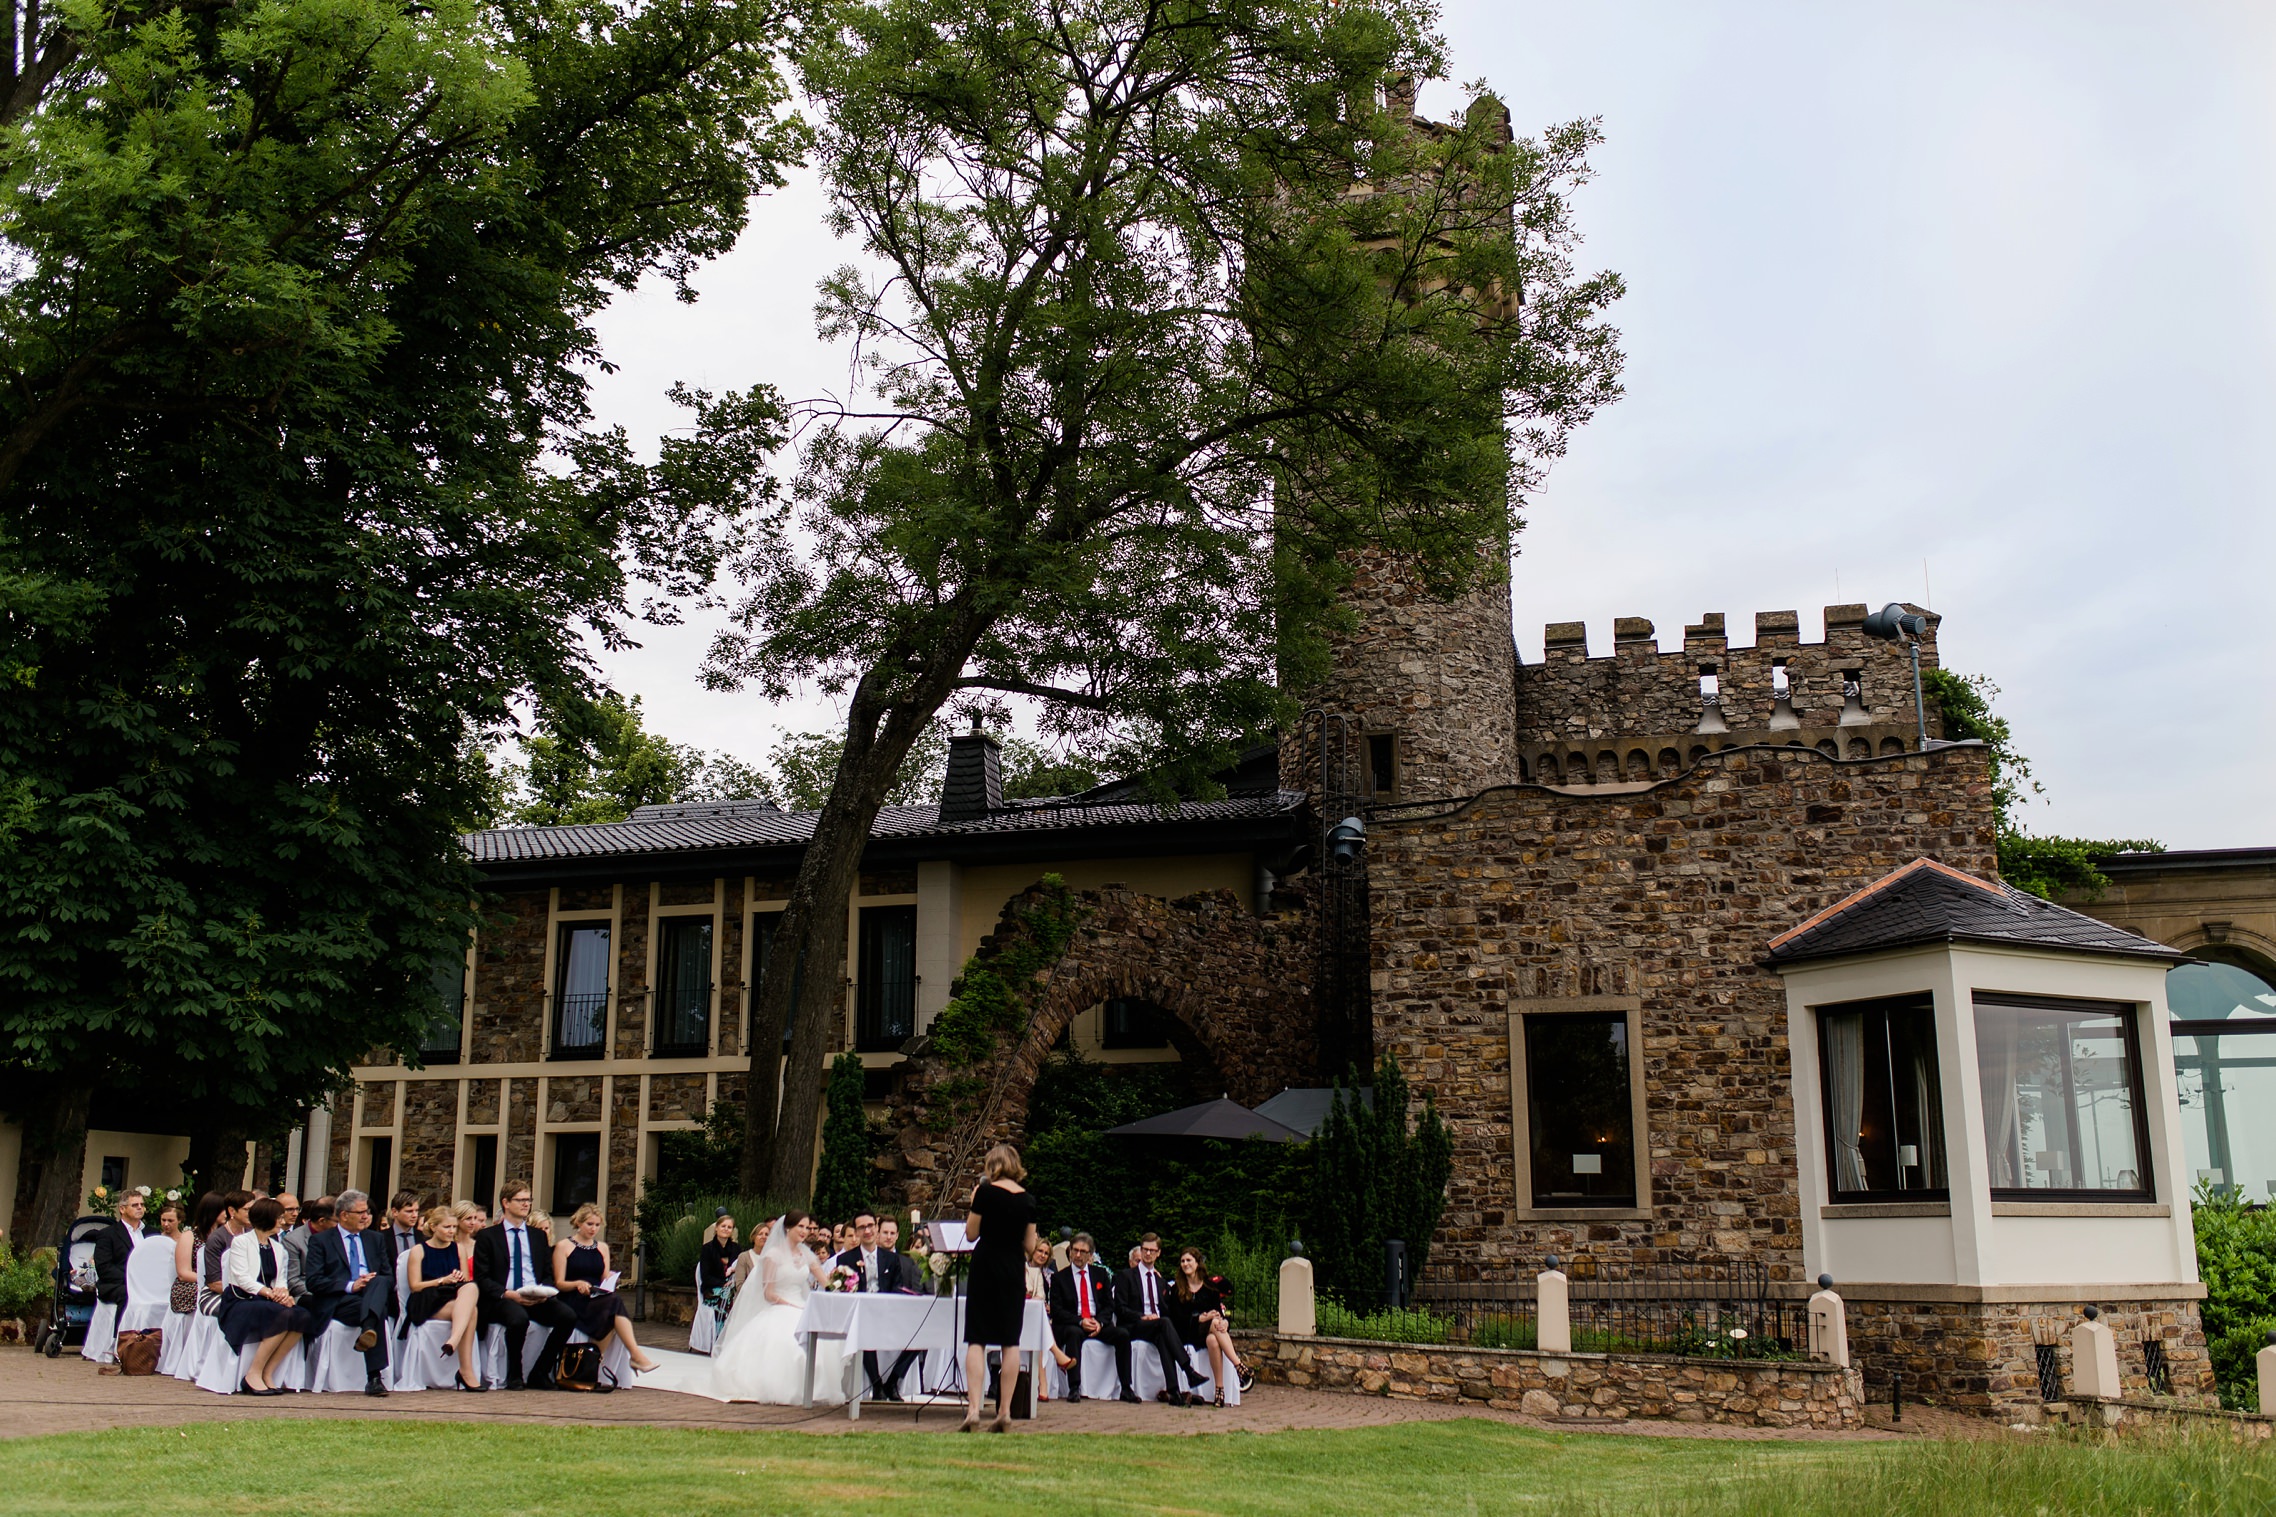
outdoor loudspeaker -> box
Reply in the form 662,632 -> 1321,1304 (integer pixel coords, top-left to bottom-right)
1862,602 -> 1927,643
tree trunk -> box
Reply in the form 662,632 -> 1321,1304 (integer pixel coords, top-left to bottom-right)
741,649 -> 975,1197
185,1121 -> 248,1202
11,1076 -> 93,1247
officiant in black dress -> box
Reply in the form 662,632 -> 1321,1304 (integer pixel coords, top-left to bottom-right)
833,1210 -> 918,1399
959,1145 -> 1037,1432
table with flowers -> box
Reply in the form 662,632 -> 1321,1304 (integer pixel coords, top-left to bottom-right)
791,1290 -> 1050,1419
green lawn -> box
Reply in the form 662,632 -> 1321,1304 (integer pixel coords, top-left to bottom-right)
5,1419 -> 2274,1515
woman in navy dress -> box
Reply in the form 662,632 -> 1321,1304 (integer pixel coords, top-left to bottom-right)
958,1144 -> 1037,1432
550,1204 -> 661,1374
216,1196 -> 316,1393
404,1205 -> 484,1390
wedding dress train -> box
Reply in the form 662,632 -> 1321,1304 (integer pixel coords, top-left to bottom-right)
637,1220 -> 850,1405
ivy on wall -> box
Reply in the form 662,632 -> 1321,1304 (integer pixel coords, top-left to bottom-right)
927,875 -> 1088,1067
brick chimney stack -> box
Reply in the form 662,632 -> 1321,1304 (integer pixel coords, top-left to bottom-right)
938,726 -> 1003,823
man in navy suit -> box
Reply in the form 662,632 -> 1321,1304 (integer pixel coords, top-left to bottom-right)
833,1211 -> 918,1400
303,1189 -> 392,1395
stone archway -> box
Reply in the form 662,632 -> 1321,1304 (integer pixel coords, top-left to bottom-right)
880,882 -> 1316,1211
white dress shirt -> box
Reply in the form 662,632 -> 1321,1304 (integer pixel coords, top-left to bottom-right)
502,1222 -> 537,1292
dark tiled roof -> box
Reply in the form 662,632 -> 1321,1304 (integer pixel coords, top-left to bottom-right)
1764,857 -> 2186,967
464,791 -> 1305,866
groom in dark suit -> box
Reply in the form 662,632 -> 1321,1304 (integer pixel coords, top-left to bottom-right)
833,1211 -> 918,1400
473,1178 -> 579,1389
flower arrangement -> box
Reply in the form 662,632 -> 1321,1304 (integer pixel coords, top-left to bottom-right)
829,1265 -> 859,1294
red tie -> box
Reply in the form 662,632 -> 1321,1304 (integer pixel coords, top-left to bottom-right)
1077,1272 -> 1092,1317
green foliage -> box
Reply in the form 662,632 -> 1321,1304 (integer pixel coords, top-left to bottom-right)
500,694 -> 760,827
1923,669 -> 2160,900
2192,1185 -> 2276,1408
928,877 -> 1086,1068
812,1053 -> 878,1224
0,0 -> 797,1162
1022,1047 -> 1305,1258
0,1240 -> 53,1320
634,1098 -> 748,1243
645,1193 -> 800,1286
1467,1316 -> 1536,1351
1315,1301 -> 1450,1344
1303,1054 -> 1455,1307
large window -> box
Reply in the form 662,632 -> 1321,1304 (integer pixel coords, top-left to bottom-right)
856,905 -> 916,1052
653,917 -> 714,1057
550,1132 -> 600,1214
1816,994 -> 1946,1200
551,924 -> 611,1059
1102,997 -> 1173,1049
1520,1007 -> 1640,1209
753,912 -> 808,1049
2169,954 -> 2276,1201
420,954 -> 466,1064
1976,994 -> 2151,1198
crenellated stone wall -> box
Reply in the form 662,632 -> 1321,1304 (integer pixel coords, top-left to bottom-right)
1515,605 -> 1942,745
1365,741 -> 1997,1281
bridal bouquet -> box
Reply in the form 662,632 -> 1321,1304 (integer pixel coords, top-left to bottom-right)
828,1264 -> 860,1293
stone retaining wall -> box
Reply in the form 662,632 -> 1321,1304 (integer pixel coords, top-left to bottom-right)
1237,1331 -> 1863,1430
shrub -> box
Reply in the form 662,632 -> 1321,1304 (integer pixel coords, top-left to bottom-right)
643,1194 -> 799,1287
812,1052 -> 877,1225
1315,1300 -> 1450,1344
1303,1053 -> 1453,1307
0,1241 -> 55,1320
1466,1316 -> 1536,1351
2192,1185 -> 2276,1408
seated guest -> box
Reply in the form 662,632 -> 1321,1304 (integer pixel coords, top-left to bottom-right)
698,1213 -> 740,1310
274,1194 -> 310,1302
405,1206 -> 485,1391
198,1190 -> 253,1311
81,1188 -> 142,1364
833,1211 -> 917,1399
1025,1237 -> 1052,1302
160,1199 -> 196,1316
304,1189 -> 391,1396
451,1201 -> 486,1276
219,1196 -> 318,1393
382,1191 -> 424,1264
1166,1247 -> 1242,1405
1046,1232 -> 1117,1402
551,1204 -> 661,1375
473,1180 -> 578,1391
1113,1237 -> 1195,1405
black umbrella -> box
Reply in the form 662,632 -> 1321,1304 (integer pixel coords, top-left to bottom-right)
1101,1097 -> 1306,1143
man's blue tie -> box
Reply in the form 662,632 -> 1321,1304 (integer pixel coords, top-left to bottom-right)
511,1227 -> 526,1291
347,1233 -> 362,1276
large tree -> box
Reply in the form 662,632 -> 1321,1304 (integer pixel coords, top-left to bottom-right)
700,0 -> 1623,1196
0,0 -> 796,1234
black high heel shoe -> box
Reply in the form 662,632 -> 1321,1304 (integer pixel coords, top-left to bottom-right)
457,1377 -> 486,1392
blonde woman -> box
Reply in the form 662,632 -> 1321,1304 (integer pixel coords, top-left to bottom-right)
550,1204 -> 660,1374
959,1144 -> 1038,1432
405,1206 -> 484,1391
451,1202 -> 487,1274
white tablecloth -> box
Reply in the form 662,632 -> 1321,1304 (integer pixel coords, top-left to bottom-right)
790,1293 -> 1049,1419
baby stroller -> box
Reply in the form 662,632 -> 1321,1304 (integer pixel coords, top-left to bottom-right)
32,1216 -> 114,1358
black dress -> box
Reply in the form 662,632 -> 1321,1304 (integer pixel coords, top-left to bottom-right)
217,1239 -> 315,1352
961,1182 -> 1033,1347
562,1241 -> 631,1338
1165,1281 -> 1223,1350
405,1242 -> 464,1326
698,1237 -> 736,1310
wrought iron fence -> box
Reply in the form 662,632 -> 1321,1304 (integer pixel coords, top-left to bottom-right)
1319,1258 -> 1805,1359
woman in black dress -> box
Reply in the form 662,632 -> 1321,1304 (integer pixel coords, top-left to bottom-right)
551,1203 -> 662,1374
1166,1247 -> 1243,1405
959,1143 -> 1037,1432
404,1206 -> 484,1390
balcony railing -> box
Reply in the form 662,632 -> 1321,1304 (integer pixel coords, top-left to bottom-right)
551,991 -> 608,1060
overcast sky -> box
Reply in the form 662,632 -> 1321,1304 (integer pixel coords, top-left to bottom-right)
582,0 -> 2274,850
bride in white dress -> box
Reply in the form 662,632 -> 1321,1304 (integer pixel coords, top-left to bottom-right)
639,1211 -> 851,1404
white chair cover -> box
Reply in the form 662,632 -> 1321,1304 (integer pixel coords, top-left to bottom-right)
389,1319 -> 465,1392
303,1318 -> 371,1393
157,1310 -> 197,1377
119,1235 -> 178,1333
79,1301 -> 120,1364
688,1264 -> 720,1355
1045,1337 -> 1124,1400
190,1320 -> 260,1395
1128,1340 -> 1239,1405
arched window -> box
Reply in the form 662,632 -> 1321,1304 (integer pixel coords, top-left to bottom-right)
2169,951 -> 2276,1201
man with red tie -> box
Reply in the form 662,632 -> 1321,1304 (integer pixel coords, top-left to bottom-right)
1045,1232 -> 1117,1402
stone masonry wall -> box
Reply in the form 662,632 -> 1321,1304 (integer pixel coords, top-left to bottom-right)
1368,741 -> 1996,1281
882,885 -> 1317,1211
1846,1296 -> 2215,1414
1283,547 -> 1520,805
1241,1332 -> 1864,1429
1516,605 -> 1942,744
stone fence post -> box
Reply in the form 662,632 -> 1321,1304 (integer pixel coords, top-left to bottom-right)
1806,1274 -> 1848,1368
1279,1253 -> 1316,1337
1537,1258 -> 1570,1354
2257,1331 -> 2276,1415
2071,1306 -> 2121,1400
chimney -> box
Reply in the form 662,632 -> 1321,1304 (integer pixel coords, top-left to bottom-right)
938,726 -> 1003,823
